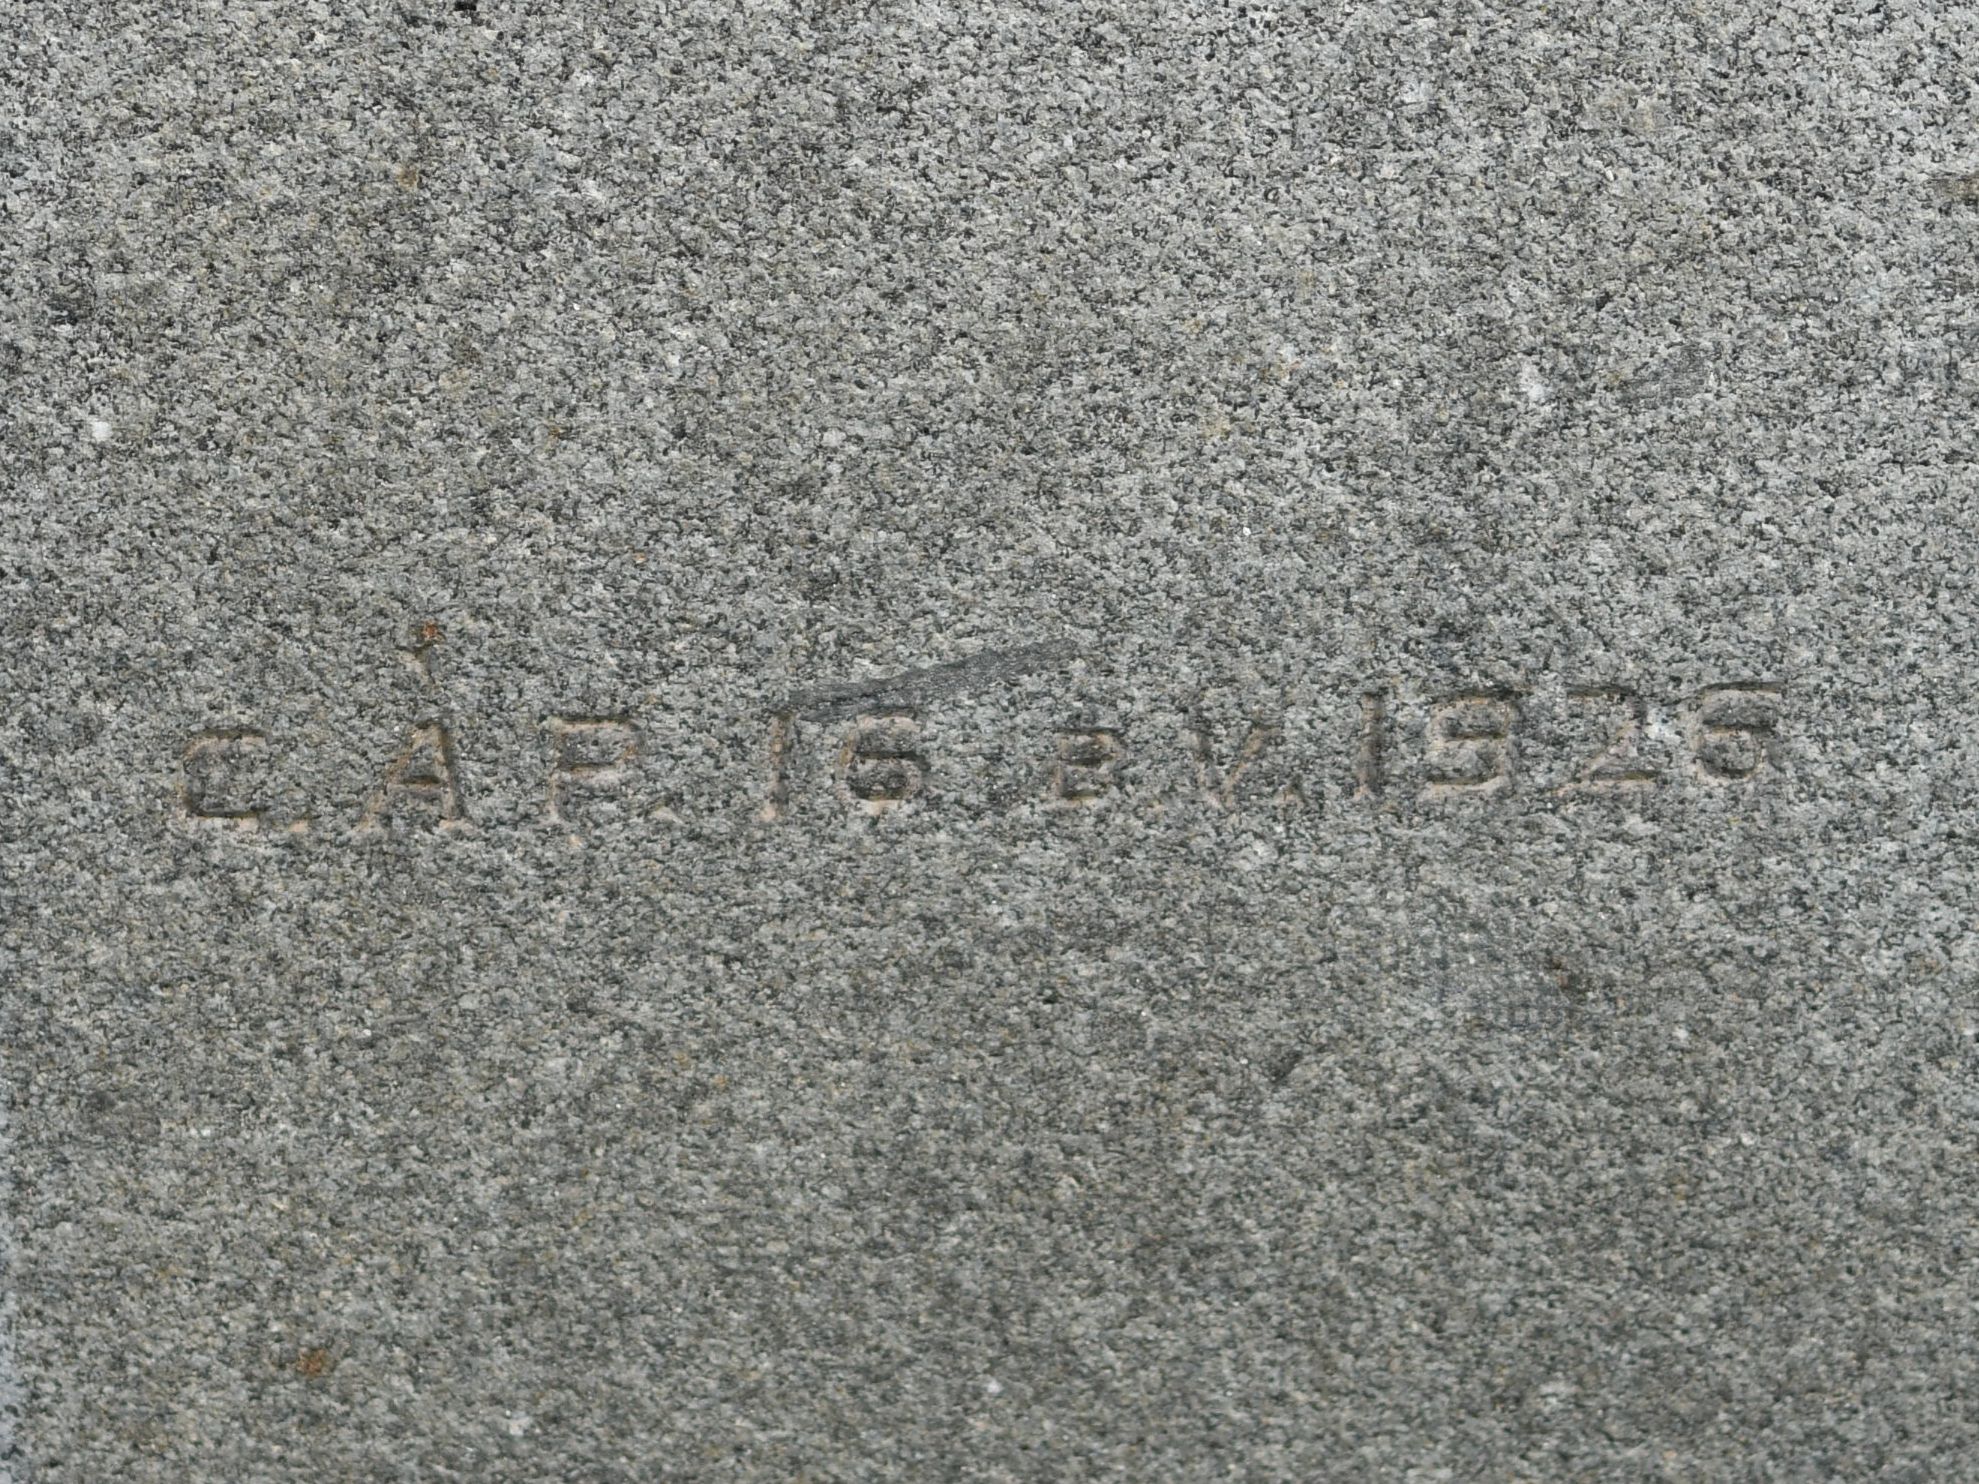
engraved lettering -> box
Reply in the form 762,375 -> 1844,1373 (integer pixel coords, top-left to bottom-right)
758,710 -> 797,823
1691,684 -> 1781,780
1051,727 -> 1125,804
838,713 -> 926,812
545,716 -> 637,824
179,730 -> 269,829
357,721 -> 469,833
1354,690 -> 1387,800
1561,687 -> 1657,792
1422,693 -> 1518,798
168,663 -> 1791,840
1185,718 -> 1279,810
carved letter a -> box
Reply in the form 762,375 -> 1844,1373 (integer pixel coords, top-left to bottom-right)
356,721 -> 469,834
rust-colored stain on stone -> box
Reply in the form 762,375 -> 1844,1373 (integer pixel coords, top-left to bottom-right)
294,1347 -> 338,1379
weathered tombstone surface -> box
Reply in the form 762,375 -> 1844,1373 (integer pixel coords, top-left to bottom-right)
8,2 -> 1979,1479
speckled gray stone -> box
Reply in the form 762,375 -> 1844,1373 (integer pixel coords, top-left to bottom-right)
7,1 -> 1979,1479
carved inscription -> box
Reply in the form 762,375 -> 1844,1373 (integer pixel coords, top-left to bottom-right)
1354,691 -> 1386,800
546,716 -> 637,823
1422,693 -> 1518,799
1690,684 -> 1781,781
175,669 -> 1788,838
179,730 -> 269,828
1186,719 -> 1280,811
1052,728 -> 1125,804
1562,687 -> 1657,793
837,714 -> 927,812
757,710 -> 797,823
356,721 -> 468,834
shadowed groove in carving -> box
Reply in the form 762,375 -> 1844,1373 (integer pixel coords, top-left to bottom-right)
784,642 -> 1081,723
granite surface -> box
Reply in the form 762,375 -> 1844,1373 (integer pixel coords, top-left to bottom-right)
8,1 -> 1979,1478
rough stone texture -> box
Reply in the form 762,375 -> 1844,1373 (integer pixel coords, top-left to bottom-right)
7,1 -> 1979,1478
